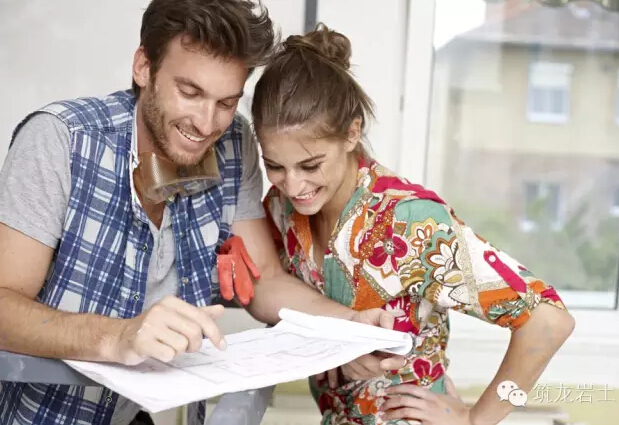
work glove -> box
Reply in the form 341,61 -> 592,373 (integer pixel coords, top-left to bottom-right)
217,236 -> 261,305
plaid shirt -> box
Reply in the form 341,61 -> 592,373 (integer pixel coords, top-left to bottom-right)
0,90 -> 243,425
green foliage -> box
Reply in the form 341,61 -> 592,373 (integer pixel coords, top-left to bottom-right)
450,197 -> 619,292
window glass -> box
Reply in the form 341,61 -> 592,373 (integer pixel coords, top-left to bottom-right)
429,0 -> 619,307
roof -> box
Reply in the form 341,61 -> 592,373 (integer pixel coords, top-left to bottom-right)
441,1 -> 619,52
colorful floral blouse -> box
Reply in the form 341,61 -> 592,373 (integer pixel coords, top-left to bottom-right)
263,157 -> 567,425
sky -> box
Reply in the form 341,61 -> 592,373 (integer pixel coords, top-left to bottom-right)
433,0 -> 487,48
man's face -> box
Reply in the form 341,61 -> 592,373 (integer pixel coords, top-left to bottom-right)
134,36 -> 249,166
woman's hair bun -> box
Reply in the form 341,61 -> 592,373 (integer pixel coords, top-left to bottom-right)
283,22 -> 352,70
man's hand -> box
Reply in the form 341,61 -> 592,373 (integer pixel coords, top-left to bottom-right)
110,296 -> 227,365
316,308 -> 407,388
217,236 -> 261,305
380,375 -> 472,424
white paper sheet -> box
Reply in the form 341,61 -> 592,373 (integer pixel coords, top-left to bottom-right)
64,308 -> 413,413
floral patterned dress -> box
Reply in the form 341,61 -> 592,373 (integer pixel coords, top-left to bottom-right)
263,157 -> 567,425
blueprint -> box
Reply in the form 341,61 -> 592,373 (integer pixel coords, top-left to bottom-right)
64,309 -> 413,413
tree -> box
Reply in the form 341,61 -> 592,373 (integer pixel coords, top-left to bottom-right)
450,196 -> 619,292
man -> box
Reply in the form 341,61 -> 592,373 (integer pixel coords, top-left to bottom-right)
0,1 -> 403,425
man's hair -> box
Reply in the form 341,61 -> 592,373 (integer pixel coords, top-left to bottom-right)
132,0 -> 278,97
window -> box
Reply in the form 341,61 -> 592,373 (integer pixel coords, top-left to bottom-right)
521,181 -> 563,231
422,0 -> 619,308
409,4 -> 619,421
527,61 -> 572,123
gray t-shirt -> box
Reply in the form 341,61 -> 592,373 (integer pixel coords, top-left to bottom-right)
0,112 -> 265,425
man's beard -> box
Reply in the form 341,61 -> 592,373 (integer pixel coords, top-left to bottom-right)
141,83 -> 216,167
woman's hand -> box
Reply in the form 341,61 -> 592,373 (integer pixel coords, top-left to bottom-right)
380,375 -> 473,425
316,351 -> 407,388
315,308 -> 406,388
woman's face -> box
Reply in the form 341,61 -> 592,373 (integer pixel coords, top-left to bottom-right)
258,126 -> 358,216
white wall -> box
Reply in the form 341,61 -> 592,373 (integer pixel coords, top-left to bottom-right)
0,0 -> 150,161
317,0 -> 408,172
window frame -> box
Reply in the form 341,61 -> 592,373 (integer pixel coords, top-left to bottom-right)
615,68 -> 619,127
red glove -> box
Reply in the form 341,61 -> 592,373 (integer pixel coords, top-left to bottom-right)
217,236 -> 261,305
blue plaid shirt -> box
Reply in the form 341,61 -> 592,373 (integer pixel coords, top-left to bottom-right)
0,90 -> 243,425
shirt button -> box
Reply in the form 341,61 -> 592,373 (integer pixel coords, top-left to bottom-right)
105,396 -> 113,403
142,244 -> 149,252
179,231 -> 186,239
488,255 -> 497,262
181,277 -> 189,285
133,294 -> 140,301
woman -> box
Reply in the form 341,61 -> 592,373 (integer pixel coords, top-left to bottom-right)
251,24 -> 575,425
